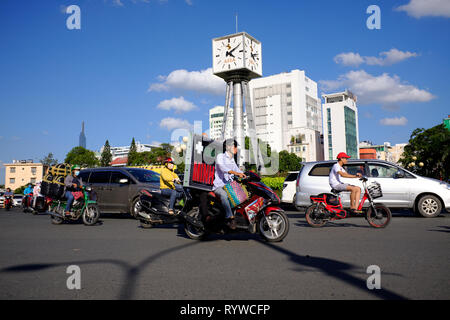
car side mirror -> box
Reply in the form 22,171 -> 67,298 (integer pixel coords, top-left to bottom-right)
394,170 -> 405,179
119,178 -> 129,184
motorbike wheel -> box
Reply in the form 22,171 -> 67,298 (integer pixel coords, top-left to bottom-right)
82,204 -> 100,226
50,214 -> 64,225
140,219 -> 153,229
183,208 -> 206,241
305,204 -> 327,228
366,204 -> 391,228
259,210 -> 289,242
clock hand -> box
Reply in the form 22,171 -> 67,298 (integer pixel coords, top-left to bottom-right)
229,44 -> 240,54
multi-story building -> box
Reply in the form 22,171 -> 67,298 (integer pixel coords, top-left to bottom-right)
359,141 -> 406,164
248,69 -> 324,162
79,121 -> 86,149
209,106 -> 237,140
99,142 -> 159,162
322,90 -> 359,160
4,160 -> 47,190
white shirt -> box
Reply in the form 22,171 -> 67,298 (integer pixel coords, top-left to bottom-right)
213,152 -> 242,190
329,163 -> 346,188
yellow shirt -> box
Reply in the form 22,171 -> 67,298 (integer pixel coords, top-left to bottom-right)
160,167 -> 180,190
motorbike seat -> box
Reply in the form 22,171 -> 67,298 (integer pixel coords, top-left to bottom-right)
331,189 -> 343,194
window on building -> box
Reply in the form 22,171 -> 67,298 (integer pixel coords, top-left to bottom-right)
10,167 -> 16,173
31,167 -> 37,175
30,178 -> 36,184
10,178 -> 15,184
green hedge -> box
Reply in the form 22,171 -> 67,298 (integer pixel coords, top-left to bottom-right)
261,177 -> 285,191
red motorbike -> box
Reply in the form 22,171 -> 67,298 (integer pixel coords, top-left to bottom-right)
182,171 -> 290,242
23,194 -> 51,214
4,195 -> 13,211
305,176 -> 391,228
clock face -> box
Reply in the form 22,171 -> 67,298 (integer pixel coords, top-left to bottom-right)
213,34 -> 244,74
244,35 -> 262,75
212,32 -> 262,79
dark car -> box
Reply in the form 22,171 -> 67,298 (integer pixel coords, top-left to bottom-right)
78,167 -> 160,217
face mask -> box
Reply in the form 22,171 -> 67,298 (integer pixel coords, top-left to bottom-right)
74,171 -> 80,176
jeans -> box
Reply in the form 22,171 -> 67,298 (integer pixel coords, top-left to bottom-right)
214,187 -> 233,219
161,188 -> 181,210
65,191 -> 74,212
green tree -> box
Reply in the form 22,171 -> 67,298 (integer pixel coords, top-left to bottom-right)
399,124 -> 450,180
127,138 -> 138,165
278,150 -> 303,173
64,146 -> 99,168
40,152 -> 58,166
100,140 -> 113,167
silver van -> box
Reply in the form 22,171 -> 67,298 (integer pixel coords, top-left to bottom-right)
295,159 -> 450,217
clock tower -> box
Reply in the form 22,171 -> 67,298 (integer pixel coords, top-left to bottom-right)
212,32 -> 263,169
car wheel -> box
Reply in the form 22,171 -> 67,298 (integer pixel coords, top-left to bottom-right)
417,195 -> 442,218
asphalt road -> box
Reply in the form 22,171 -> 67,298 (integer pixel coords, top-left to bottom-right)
0,206 -> 449,300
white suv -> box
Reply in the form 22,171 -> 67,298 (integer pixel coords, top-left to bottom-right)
295,159 -> 450,217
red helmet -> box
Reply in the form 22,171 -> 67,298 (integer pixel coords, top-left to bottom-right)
337,152 -> 351,160
164,158 -> 174,164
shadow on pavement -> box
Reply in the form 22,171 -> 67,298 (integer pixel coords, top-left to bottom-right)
257,241 -> 407,300
428,225 -> 450,233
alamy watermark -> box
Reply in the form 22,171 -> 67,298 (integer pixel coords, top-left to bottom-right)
366,265 -> 381,290
66,5 -> 81,30
66,265 -> 81,290
366,5 -> 381,30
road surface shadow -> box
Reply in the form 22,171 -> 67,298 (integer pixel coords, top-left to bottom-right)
257,241 -> 407,300
294,220 -> 372,229
428,225 -> 450,233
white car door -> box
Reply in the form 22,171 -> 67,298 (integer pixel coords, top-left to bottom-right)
366,162 -> 411,208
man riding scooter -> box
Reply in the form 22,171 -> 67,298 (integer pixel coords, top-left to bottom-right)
213,139 -> 247,230
64,165 -> 83,217
3,188 -> 14,210
23,184 -> 34,210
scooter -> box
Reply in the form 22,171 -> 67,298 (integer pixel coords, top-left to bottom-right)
137,185 -> 191,228
4,195 -> 13,211
183,171 -> 290,242
22,193 -> 34,213
47,186 -> 100,226
24,196 -> 52,215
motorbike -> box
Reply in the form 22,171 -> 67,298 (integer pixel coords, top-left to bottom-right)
305,176 -> 392,228
137,185 -> 190,228
23,196 -> 52,215
183,171 -> 290,242
4,195 -> 13,211
22,193 -> 34,212
47,186 -> 100,226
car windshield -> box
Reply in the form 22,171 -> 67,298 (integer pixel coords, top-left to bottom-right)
125,168 -> 160,183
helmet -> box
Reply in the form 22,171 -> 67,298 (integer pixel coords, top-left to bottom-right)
164,158 -> 174,164
71,165 -> 81,171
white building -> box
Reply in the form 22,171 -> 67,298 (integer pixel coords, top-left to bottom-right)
209,105 -> 248,141
100,142 -> 159,161
322,90 -> 359,160
248,69 -> 324,162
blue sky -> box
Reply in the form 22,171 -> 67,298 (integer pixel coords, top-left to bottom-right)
1,0 -> 449,183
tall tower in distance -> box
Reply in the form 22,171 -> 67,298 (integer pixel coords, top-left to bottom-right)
79,121 -> 87,149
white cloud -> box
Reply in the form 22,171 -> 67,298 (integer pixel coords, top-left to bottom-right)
334,52 -> 365,67
159,117 -> 193,131
395,0 -> 450,18
334,49 -> 418,67
320,70 -> 435,105
185,0 -> 193,5
156,96 -> 198,113
380,116 -> 408,126
148,68 -> 225,96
